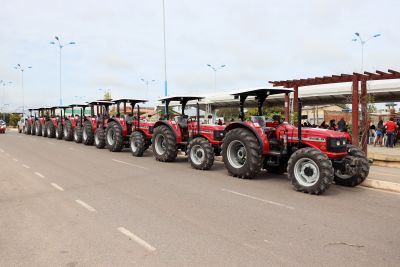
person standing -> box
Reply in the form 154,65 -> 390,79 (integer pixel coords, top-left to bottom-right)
374,120 -> 384,147
338,117 -> 346,132
384,117 -> 398,148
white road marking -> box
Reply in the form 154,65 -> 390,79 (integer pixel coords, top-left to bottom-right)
112,159 -> 147,170
47,141 -> 55,145
12,158 -> 18,162
51,183 -> 64,191
22,164 -> 30,169
221,188 -> 295,210
117,227 -> 156,252
75,199 -> 96,212
34,172 -> 45,178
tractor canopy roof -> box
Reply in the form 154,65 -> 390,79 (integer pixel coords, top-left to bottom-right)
50,105 -> 69,110
88,100 -> 114,106
113,98 -> 148,105
231,88 -> 294,98
159,96 -> 204,104
69,103 -> 89,108
38,107 -> 51,111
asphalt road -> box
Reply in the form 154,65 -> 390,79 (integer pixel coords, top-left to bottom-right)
1,130 -> 399,266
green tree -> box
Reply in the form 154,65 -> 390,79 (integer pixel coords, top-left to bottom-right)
9,113 -> 21,126
104,91 -> 112,100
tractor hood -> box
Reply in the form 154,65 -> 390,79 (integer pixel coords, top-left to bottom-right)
276,124 -> 347,140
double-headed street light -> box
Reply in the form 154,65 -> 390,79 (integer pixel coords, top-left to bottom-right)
207,64 -> 226,93
1,80 -> 12,115
50,36 -> 76,106
14,64 -> 32,115
352,32 -> 381,72
141,78 -> 156,99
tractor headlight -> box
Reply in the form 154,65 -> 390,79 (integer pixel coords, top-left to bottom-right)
213,130 -> 225,141
327,138 -> 347,152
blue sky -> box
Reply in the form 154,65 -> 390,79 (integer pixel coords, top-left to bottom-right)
1,0 -> 399,111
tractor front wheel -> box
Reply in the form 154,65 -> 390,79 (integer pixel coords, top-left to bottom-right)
288,147 -> 333,195
35,121 -> 42,136
74,124 -> 83,143
41,123 -> 48,137
187,137 -> 214,170
26,123 -> 32,135
64,120 -> 73,141
222,128 -> 262,179
82,121 -> 94,145
130,131 -> 146,157
95,127 -> 106,149
106,122 -> 124,152
334,146 -> 369,187
151,125 -> 177,162
47,121 -> 56,138
56,122 -> 63,140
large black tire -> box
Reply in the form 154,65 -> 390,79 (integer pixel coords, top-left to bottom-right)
187,137 -> 214,170
222,128 -> 262,179
41,122 -> 48,137
265,163 -> 287,174
35,121 -> 42,136
95,127 -> 106,149
64,120 -> 73,141
26,123 -> 32,135
334,146 -> 370,187
151,125 -> 177,162
106,121 -> 124,152
130,131 -> 147,157
46,121 -> 56,138
74,123 -> 83,143
288,147 -> 334,195
56,122 -> 63,140
82,121 -> 94,146
31,122 -> 36,135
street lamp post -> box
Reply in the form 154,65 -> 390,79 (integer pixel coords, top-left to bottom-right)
14,64 -> 32,115
1,80 -> 12,118
50,36 -> 76,106
141,78 -> 156,99
162,0 -> 168,98
352,32 -> 381,72
206,64 -> 226,93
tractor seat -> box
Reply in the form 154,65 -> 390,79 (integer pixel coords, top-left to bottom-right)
125,114 -> 134,124
251,116 -> 266,127
175,116 -> 188,129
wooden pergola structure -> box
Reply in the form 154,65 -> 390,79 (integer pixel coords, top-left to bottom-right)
270,69 -> 400,153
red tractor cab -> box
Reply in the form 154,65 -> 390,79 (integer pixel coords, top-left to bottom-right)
222,88 -> 369,195
151,96 -> 226,170
46,106 -> 68,139
34,107 -> 50,137
81,100 -> 114,149
104,98 -> 148,152
64,104 -> 88,142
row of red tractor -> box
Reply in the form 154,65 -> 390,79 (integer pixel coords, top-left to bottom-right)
20,88 -> 370,195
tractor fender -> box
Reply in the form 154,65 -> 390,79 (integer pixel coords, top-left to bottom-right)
153,120 -> 182,143
225,122 -> 265,153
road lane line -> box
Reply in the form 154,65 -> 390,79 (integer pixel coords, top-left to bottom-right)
221,188 -> 295,210
50,183 -> 64,191
13,158 -> 18,162
75,199 -> 96,212
47,141 -> 55,145
22,164 -> 30,169
34,172 -> 45,178
112,159 -> 147,170
117,227 -> 156,252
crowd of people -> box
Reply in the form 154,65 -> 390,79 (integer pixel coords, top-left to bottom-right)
302,118 -> 348,132
370,117 -> 400,148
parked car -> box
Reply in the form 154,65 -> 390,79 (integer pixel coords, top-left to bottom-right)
0,120 -> 6,134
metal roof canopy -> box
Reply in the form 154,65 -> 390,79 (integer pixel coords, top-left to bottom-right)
87,100 -> 114,106
231,88 -> 294,97
50,106 -> 70,109
159,96 -> 204,103
69,104 -> 89,108
270,69 -> 400,152
113,98 -> 148,105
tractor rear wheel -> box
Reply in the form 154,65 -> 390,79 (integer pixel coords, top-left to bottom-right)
82,121 -> 94,145
130,131 -> 146,157
288,147 -> 333,195
95,127 -> 106,149
41,123 -> 48,137
74,124 -> 83,143
334,146 -> 369,187
47,121 -> 56,138
31,123 -> 36,135
106,121 -> 124,152
151,125 -> 177,162
187,137 -> 214,170
26,123 -> 32,135
56,122 -> 63,140
35,121 -> 42,136
64,120 -> 73,141
222,128 -> 262,179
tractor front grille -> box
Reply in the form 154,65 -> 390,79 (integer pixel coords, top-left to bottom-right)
327,137 -> 347,153
213,130 -> 226,141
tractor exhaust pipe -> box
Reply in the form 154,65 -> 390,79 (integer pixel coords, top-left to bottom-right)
196,102 -> 200,136
298,98 -> 302,145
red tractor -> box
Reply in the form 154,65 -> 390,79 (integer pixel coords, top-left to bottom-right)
63,104 -> 88,142
80,100 -> 114,149
151,96 -> 226,170
45,106 -> 68,139
130,101 -> 154,157
34,107 -> 50,137
24,108 -> 38,135
221,88 -> 369,195
104,98 -> 149,152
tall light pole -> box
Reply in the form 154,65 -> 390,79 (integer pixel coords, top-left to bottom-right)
1,80 -> 12,117
206,64 -> 226,93
14,64 -> 32,115
352,32 -> 381,72
50,36 -> 76,106
162,0 -> 168,98
141,78 -> 156,99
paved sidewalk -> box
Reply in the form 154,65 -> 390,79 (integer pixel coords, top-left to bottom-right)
367,144 -> 400,169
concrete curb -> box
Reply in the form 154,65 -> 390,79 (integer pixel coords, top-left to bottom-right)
361,179 -> 400,193
368,152 -> 400,162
